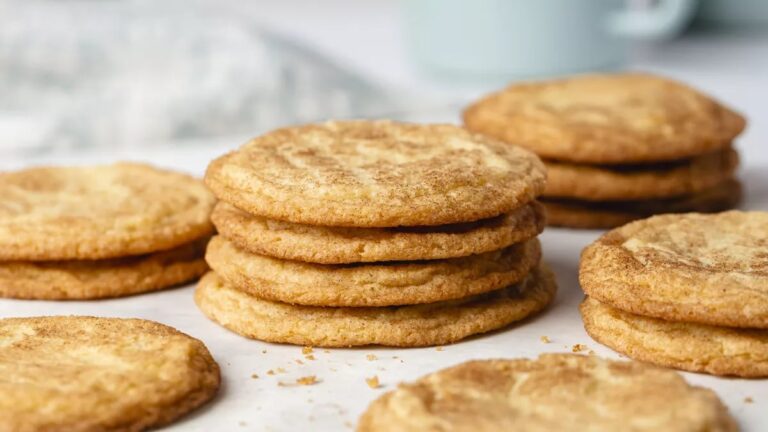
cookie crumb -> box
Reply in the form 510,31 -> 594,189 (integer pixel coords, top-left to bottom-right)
366,354 -> 378,361
297,375 -> 319,386
302,346 -> 314,355
251,373 -> 259,379
344,421 -> 354,429
266,369 -> 275,376
572,344 -> 588,353
277,367 -> 287,373
261,349 -> 267,354
239,421 -> 247,427
588,350 -> 596,355
436,346 -> 445,351
324,349 -> 331,353
540,335 -> 551,344
366,375 -> 381,389
744,397 -> 754,403
305,354 -> 316,361
295,359 -> 304,365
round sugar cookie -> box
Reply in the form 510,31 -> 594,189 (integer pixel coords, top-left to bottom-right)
0,163 -> 215,261
211,201 -> 545,263
544,179 -> 741,229
463,73 -> 745,164
358,353 -> 737,432
194,265 -> 556,347
205,120 -> 546,227
581,297 -> 768,377
581,210 -> 768,328
0,316 -> 220,431
544,147 -> 738,201
0,238 -> 209,300
205,235 -> 541,306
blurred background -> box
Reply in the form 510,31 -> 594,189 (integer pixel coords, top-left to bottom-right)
1,0 -> 766,167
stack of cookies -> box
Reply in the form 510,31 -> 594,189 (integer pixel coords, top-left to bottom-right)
463,73 -> 746,229
580,211 -> 768,378
196,120 -> 556,347
0,163 -> 215,300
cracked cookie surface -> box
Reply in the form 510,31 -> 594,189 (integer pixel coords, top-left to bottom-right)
358,353 -> 737,431
205,120 -> 546,227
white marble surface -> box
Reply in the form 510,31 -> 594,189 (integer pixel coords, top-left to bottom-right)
1,1 -> 768,431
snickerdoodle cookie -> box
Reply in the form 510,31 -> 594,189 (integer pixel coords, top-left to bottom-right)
211,201 -> 545,263
195,264 -> 555,347
0,316 -> 220,431
0,163 -> 215,261
580,211 -> 768,328
0,238 -> 209,300
205,235 -> 540,306
581,297 -> 768,377
357,353 -> 737,432
205,121 -> 546,227
463,73 -> 745,164
543,147 -> 738,201
543,179 -> 741,229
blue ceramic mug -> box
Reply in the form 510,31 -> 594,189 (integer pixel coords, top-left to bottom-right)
402,0 -> 698,79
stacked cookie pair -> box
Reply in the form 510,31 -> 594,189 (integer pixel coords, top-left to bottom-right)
464,73 -> 746,229
0,163 -> 214,300
579,211 -> 768,378
197,120 -> 556,347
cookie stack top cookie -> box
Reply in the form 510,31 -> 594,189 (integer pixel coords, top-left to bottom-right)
0,163 -> 215,260
464,73 -> 745,164
205,120 -> 546,228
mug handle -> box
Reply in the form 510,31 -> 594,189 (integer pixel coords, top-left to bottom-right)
607,0 -> 698,40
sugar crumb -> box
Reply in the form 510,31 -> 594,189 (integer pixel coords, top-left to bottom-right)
572,344 -> 587,353
366,375 -> 381,389
297,375 -> 319,386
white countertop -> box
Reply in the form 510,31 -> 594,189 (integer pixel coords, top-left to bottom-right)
1,1 -> 767,430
